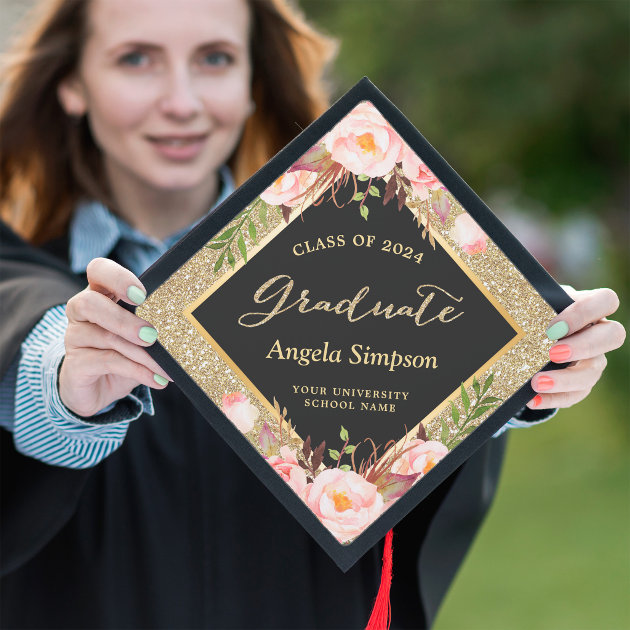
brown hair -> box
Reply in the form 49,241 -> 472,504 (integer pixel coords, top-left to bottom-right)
0,0 -> 338,244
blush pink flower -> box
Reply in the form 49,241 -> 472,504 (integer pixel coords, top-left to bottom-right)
267,445 -> 308,496
324,101 -> 403,178
391,439 -> 448,477
221,392 -> 259,434
259,170 -> 316,208
400,146 -> 443,201
301,469 -> 384,543
450,213 -> 488,255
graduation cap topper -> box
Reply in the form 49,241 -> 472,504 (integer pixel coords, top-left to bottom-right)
135,78 -> 571,571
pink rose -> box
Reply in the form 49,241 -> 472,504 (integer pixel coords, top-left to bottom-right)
324,101 -> 403,177
267,445 -> 308,496
400,146 -> 442,201
259,170 -> 315,208
301,469 -> 384,543
450,213 -> 488,255
391,439 -> 448,476
221,392 -> 259,434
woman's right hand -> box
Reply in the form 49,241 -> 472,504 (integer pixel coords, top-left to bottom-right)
59,258 -> 172,418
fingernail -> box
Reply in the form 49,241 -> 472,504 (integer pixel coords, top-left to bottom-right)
139,326 -> 158,344
530,395 -> 543,408
546,321 -> 569,341
535,375 -> 555,392
153,374 -> 168,387
127,285 -> 146,305
549,344 -> 571,362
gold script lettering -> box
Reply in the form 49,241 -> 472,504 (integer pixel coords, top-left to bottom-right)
237,276 -> 464,328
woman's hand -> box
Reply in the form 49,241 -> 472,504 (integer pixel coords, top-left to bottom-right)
59,258 -> 172,418
528,287 -> 625,410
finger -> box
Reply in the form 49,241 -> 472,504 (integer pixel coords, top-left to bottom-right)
66,291 -> 158,347
526,389 -> 590,410
548,319 -> 626,363
531,356 -> 607,394
546,288 -> 620,340
74,348 -> 169,389
86,257 -> 147,305
65,322 -> 172,381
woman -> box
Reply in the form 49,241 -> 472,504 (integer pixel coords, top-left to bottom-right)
0,0 -> 625,628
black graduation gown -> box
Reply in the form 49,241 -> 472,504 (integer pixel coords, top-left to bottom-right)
0,221 -> 507,629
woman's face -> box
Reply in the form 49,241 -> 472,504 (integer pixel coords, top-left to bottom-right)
58,0 -> 252,195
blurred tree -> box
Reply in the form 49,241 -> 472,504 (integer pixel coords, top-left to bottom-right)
302,0 -> 628,213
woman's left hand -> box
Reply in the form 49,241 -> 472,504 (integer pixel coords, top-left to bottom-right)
528,287 -> 626,410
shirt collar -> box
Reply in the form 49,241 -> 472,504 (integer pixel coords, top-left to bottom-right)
69,165 -> 235,274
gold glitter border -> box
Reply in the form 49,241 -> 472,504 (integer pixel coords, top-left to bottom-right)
182,190 -> 526,443
137,104 -> 556,463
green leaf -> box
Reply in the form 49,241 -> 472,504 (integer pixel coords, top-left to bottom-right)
451,401 -> 460,427
425,425 -> 433,440
460,383 -> 470,413
460,426 -> 477,438
258,204 -> 268,227
482,372 -> 494,395
473,376 -> 481,399
216,225 -> 237,241
352,192 -> 364,202
328,449 -> 340,461
340,426 -> 349,441
237,234 -> 247,262
248,220 -> 257,243
227,248 -> 235,269
360,205 -> 369,220
344,445 -> 355,454
340,464 -> 351,472
480,396 -> 502,405
207,242 -> 225,250
357,174 -> 369,181
213,251 -> 225,273
449,439 -> 463,449
440,418 -> 449,444
368,185 -> 380,197
469,405 -> 496,421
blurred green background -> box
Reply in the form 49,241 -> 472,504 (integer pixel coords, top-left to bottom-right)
300,1 -> 629,629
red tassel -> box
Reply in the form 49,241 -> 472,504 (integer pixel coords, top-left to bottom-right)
365,529 -> 394,630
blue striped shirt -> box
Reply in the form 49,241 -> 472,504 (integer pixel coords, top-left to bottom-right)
0,166 -> 234,468
0,164 -> 554,468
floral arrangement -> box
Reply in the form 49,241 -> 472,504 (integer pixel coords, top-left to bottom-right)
221,390 -> 450,543
206,100 -> 489,271
219,377 -> 501,544
214,101 -> 500,544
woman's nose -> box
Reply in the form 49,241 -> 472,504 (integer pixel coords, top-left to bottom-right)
158,68 -> 203,120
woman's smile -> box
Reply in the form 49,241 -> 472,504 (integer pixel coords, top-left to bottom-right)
145,132 -> 210,161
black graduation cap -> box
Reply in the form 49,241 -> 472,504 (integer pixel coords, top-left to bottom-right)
134,77 -> 571,572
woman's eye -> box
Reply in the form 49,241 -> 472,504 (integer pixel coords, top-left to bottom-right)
200,51 -> 233,67
118,51 -> 149,67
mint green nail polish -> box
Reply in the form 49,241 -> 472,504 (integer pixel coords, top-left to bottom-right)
153,374 -> 168,387
139,326 -> 158,344
127,285 -> 146,305
546,320 -> 569,341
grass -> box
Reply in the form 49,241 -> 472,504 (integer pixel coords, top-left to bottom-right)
433,379 -> 630,630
